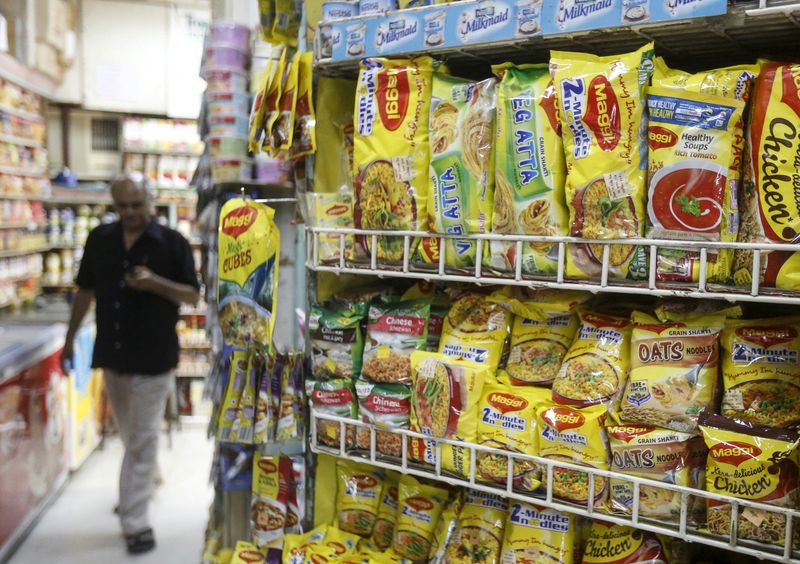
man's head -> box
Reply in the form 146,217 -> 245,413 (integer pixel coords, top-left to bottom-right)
111,173 -> 153,231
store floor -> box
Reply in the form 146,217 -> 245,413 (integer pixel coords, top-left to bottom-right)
8,426 -> 214,564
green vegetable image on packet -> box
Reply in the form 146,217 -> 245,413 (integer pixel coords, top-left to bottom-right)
489,63 -> 567,276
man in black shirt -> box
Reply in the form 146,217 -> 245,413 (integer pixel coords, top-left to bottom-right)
62,173 -> 200,554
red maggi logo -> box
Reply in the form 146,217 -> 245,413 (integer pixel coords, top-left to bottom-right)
543,407 -> 585,432
377,69 -> 409,132
240,550 -> 265,563
608,426 -> 652,442
736,326 -> 797,348
488,392 -> 528,414
325,203 -> 349,216
222,206 -> 257,239
584,76 -> 620,152
353,474 -> 378,489
258,459 -> 278,473
710,441 -> 761,467
649,126 -> 679,151
406,496 -> 434,511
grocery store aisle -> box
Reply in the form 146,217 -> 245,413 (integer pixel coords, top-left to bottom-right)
8,426 -> 214,564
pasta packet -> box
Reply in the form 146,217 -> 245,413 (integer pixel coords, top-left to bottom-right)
582,521 -> 669,564
645,87 -> 745,283
291,51 -> 316,158
218,351 -> 250,442
311,379 -> 357,449
476,382 -> 550,491
309,301 -> 368,380
272,51 -> 300,155
537,402 -> 610,507
409,352 -> 490,478
734,63 -> 800,290
721,316 -> 800,427
361,299 -> 431,385
607,425 -> 706,522
428,493 -> 463,564
335,460 -> 385,538
251,454 -> 291,549
552,44 -> 654,280
620,311 -> 725,433
418,75 -> 496,269
438,290 -> 511,370
501,503 -> 576,564
218,199 -> 280,351
490,63 -> 568,276
443,490 -> 507,564
700,413 -> 800,548
392,475 -> 450,561
353,57 -> 434,263
552,309 -> 632,408
355,380 -> 411,458
372,473 -> 400,550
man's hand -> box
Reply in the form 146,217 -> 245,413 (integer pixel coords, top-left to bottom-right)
125,266 -> 156,292
61,337 -> 74,375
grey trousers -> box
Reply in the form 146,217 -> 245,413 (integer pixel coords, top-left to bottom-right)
104,370 -> 171,536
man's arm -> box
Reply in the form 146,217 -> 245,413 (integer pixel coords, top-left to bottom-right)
61,288 -> 94,373
126,267 -> 200,306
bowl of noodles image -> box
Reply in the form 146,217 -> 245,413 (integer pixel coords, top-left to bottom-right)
353,159 -> 417,261
444,525 -> 502,564
545,455 -> 607,505
506,338 -> 569,385
725,380 -> 800,427
219,295 -> 272,348
447,294 -> 503,333
477,440 -> 540,490
251,500 -> 286,532
412,361 -> 462,439
552,353 -> 619,405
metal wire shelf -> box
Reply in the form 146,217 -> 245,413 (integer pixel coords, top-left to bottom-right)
305,226 -> 800,304
310,411 -> 800,563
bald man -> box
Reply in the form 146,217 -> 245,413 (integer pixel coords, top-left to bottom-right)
62,173 -> 200,554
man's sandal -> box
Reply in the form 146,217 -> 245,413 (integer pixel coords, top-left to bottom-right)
126,528 -> 155,554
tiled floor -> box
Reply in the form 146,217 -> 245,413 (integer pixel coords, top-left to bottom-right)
8,426 -> 214,564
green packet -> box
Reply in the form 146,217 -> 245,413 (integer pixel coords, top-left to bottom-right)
311,379 -> 358,449
309,301 -> 368,380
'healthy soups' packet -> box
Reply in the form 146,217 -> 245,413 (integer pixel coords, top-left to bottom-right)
353,57 -> 434,263
490,63 -> 567,276
646,87 -> 745,283
419,74 -> 496,269
218,199 -> 280,351
552,44 -> 654,281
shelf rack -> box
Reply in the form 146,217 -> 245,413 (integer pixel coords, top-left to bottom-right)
0,246 -> 50,259
305,227 -> 800,305
0,134 -> 44,149
0,166 -> 47,178
311,411 -> 800,563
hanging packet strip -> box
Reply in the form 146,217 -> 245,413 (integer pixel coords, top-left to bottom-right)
292,52 -> 316,157
418,74 -> 496,269
218,351 -> 250,443
443,490 -> 507,564
258,0 -> 275,42
249,56 -> 275,153
490,63 -> 567,276
263,48 -> 286,148
272,51 -> 300,155
218,198 -> 280,352
231,352 -> 261,444
552,43 -> 654,281
250,454 -> 291,549
271,0 -> 299,46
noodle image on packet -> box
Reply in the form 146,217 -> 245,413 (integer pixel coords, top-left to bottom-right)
537,401 -> 610,507
721,316 -> 800,428
490,63 -> 568,276
311,379 -> 358,448
218,350 -> 250,442
336,460 -> 385,537
700,413 -> 800,548
309,301 -> 368,380
620,311 -> 725,433
250,454 -> 291,549
372,473 -> 400,550
476,382 -> 550,492
733,63 -> 800,291
501,502 -> 576,564
417,74 -> 496,269
607,425 -> 706,522
552,44 -> 654,280
582,521 -> 669,564
551,309 -> 632,408
353,57 -> 434,263
438,290 -> 511,370
645,87 -> 745,283
218,198 -> 280,351
361,299 -> 431,385
355,380 -> 411,458
409,352 -> 490,478
443,490 -> 508,564
392,475 -> 450,561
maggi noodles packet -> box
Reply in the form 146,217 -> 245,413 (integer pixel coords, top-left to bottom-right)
428,492 -> 462,564
443,490 -> 508,564
700,413 -> 800,548
392,475 -> 450,561
501,503 -> 576,564
291,51 -> 316,158
552,43 -> 654,281
283,525 -> 329,564
409,352 -> 490,478
645,87 -> 745,283
230,540 -> 264,564
476,382 -> 549,491
355,380 -> 411,458
309,301 -> 368,380
307,191 -> 354,265
353,57 -> 434,263
335,460 -> 385,538
218,351 -> 250,443
418,74 -> 496,269
438,290 -> 511,370
400,281 -> 450,351
311,379 -> 358,449
251,454 -> 291,549
582,521 -> 669,563
218,199 -> 280,352
372,473 -> 400,550
490,63 -> 567,276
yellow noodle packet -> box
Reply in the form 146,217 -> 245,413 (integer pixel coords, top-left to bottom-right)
443,490 -> 508,563
392,475 -> 450,561
372,473 -> 400,550
552,44 -> 654,280
335,460 -> 385,538
501,502 -> 576,564
428,492 -> 462,563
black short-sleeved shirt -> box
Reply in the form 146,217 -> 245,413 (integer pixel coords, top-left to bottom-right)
76,221 -> 200,375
